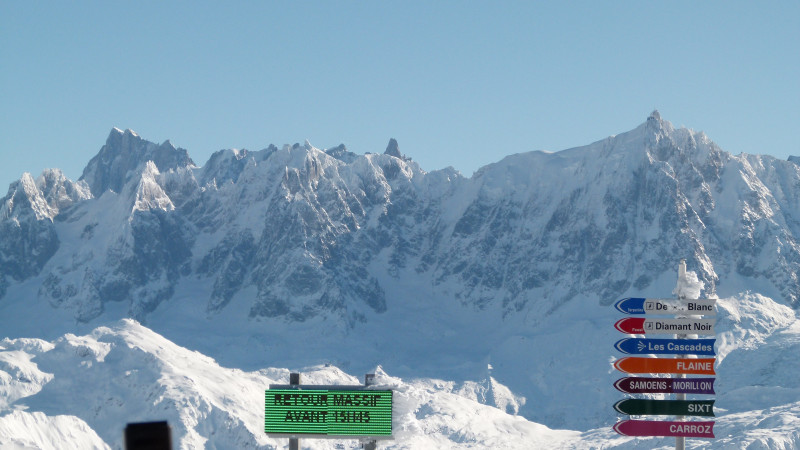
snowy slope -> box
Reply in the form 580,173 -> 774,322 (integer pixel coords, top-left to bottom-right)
1,290 -> 800,449
0,319 -> 582,449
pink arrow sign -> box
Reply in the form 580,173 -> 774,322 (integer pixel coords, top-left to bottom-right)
613,420 -> 715,438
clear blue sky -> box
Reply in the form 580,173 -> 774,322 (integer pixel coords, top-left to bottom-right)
2,2 -> 798,188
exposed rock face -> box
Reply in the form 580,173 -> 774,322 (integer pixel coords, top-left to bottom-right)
0,170 -> 91,299
3,114 -> 800,324
79,128 -> 194,197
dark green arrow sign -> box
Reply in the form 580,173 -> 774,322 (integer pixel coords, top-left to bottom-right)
614,399 -> 714,417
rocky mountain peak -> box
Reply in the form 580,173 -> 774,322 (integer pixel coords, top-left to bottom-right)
324,144 -> 357,163
384,138 -> 402,158
79,128 -> 194,197
643,109 -> 676,144
1,170 -> 91,222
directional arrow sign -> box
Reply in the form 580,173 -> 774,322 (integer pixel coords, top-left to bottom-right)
614,377 -> 716,395
614,298 -> 716,316
614,357 -> 716,375
614,318 -> 715,335
614,338 -> 716,356
613,420 -> 715,438
614,399 -> 714,417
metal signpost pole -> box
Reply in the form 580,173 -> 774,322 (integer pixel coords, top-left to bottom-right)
675,260 -> 686,450
363,374 -> 377,450
289,373 -> 300,450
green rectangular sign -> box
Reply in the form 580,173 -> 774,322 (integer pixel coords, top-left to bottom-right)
265,389 -> 393,438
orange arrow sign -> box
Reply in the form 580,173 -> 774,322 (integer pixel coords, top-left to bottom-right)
614,357 -> 716,375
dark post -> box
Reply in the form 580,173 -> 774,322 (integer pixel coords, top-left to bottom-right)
363,374 -> 377,450
290,372 -> 300,450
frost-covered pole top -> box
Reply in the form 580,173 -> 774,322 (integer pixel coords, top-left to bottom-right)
673,259 -> 704,300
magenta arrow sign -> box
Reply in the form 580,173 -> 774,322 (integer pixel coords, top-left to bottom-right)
613,420 -> 715,438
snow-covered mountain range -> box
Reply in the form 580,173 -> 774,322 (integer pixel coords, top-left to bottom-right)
2,112 -> 800,448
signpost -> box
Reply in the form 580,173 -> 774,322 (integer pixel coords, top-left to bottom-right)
266,373 -> 393,448
265,389 -> 393,437
611,260 -> 717,446
614,377 -> 715,395
613,420 -> 715,438
614,338 -> 715,355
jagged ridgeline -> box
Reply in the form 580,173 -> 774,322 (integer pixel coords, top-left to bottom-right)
2,112 -> 800,324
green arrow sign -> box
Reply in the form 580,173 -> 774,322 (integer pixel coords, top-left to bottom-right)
614,399 -> 714,417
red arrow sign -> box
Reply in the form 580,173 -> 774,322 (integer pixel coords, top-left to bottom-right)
615,318 -> 645,334
613,420 -> 715,438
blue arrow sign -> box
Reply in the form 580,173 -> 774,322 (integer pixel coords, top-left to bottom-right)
614,338 -> 716,356
614,298 -> 646,314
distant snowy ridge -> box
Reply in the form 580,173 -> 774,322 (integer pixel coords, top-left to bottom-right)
3,113 -> 800,436
3,111 -> 800,325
